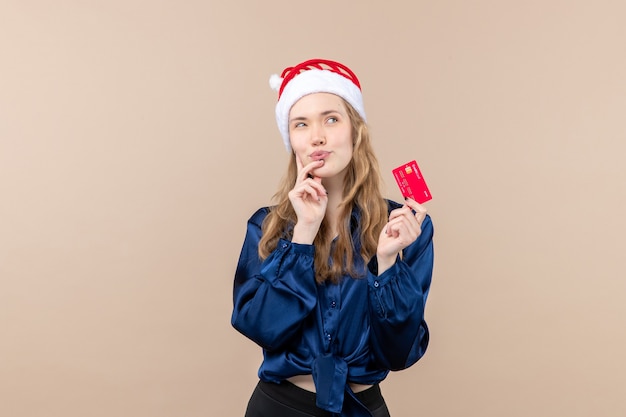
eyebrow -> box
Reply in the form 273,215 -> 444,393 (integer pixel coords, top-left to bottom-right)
289,110 -> 341,123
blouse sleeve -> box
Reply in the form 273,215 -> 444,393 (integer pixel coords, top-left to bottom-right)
367,214 -> 434,371
231,208 -> 318,352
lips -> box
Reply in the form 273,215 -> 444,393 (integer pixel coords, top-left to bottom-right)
310,151 -> 331,161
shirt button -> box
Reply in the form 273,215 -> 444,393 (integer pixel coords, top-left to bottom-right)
330,301 -> 337,308
326,334 -> 332,341
374,281 -> 379,288
281,243 -> 288,249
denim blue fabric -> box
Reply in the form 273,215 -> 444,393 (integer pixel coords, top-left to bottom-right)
232,200 -> 434,416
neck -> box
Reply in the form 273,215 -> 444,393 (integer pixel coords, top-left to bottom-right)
322,174 -> 347,238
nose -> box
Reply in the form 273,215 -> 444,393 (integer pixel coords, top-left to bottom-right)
310,124 -> 326,146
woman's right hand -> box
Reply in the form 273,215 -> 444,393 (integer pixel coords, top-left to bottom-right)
288,155 -> 328,244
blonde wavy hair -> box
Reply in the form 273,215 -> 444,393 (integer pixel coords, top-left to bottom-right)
259,98 -> 388,284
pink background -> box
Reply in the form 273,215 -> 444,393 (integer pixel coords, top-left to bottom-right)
1,1 -> 625,416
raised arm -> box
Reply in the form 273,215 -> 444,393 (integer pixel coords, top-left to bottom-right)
231,208 -> 318,351
368,212 -> 434,370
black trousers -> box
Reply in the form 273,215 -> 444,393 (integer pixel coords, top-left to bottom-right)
244,380 -> 391,417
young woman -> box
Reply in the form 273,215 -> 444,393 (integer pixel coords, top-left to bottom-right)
232,59 -> 434,417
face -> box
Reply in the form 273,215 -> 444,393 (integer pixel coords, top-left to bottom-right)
288,93 -> 353,180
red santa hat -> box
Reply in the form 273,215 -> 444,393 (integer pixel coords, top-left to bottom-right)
269,59 -> 367,152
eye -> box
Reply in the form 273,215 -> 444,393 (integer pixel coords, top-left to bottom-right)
294,122 -> 306,128
326,116 -> 338,124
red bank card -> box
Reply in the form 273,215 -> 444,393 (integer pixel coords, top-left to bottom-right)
392,160 -> 432,204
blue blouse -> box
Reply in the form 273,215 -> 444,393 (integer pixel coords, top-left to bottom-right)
232,200 -> 434,416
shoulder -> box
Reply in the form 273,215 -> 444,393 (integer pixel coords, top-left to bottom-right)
248,207 -> 271,229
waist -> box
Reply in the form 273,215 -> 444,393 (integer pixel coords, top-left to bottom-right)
288,374 -> 373,393
256,380 -> 386,415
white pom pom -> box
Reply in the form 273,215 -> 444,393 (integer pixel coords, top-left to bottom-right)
269,74 -> 283,91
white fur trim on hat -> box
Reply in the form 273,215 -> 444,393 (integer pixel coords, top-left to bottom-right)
273,69 -> 366,152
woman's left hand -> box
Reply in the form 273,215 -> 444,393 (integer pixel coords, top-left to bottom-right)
376,198 -> 427,274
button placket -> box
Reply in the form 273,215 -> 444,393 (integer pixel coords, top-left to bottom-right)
321,285 -> 341,351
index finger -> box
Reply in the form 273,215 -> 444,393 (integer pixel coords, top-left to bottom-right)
294,153 -> 313,181
296,156 -> 325,181
295,153 -> 304,172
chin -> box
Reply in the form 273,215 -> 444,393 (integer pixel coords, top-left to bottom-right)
315,168 -> 345,180
311,168 -> 327,177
